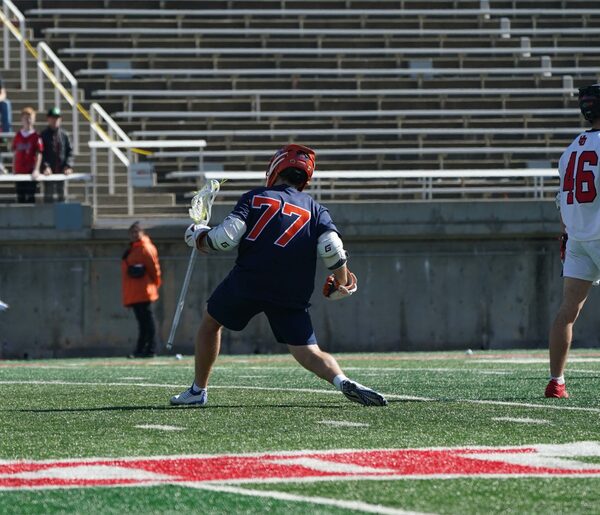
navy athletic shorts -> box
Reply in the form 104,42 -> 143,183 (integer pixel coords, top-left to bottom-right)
207,277 -> 317,345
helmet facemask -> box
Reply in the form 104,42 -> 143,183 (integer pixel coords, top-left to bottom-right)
578,84 -> 600,124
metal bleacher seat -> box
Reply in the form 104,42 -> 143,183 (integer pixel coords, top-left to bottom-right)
19,1 -> 598,209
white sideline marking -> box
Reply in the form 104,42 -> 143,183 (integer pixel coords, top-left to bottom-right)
0,380 -> 432,402
186,483 -> 431,515
460,398 -> 600,414
0,465 -> 171,481
2,441 -> 599,468
319,420 -> 370,427
135,424 -> 185,431
4,380 -> 600,414
346,367 -> 512,373
465,453 -> 600,471
474,358 -> 600,364
491,417 -> 550,425
256,366 -> 513,374
536,441 -> 600,457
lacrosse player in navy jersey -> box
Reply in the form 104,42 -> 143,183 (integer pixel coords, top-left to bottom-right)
170,144 -> 387,407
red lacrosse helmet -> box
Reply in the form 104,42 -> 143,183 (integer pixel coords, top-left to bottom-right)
265,144 -> 316,191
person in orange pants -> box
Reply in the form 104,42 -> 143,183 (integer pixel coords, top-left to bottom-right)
122,221 -> 162,357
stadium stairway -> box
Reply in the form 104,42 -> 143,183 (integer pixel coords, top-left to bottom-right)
0,58 -> 181,216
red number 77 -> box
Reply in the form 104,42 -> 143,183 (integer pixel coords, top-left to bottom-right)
246,196 -> 311,247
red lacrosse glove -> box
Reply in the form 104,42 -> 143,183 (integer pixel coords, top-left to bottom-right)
323,270 -> 358,301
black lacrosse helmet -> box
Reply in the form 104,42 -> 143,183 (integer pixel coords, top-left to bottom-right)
578,83 -> 600,123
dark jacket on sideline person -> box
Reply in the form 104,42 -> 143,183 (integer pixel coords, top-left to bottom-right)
40,127 -> 73,173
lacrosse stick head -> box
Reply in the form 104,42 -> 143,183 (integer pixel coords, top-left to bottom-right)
189,179 -> 220,224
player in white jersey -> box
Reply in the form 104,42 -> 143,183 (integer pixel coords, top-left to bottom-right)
547,83 -> 600,398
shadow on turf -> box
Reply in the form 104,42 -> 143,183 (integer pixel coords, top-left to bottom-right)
9,397 -> 543,412
5,403 -> 363,413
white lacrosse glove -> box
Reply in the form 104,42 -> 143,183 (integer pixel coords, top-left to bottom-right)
323,270 -> 358,301
184,223 -> 211,252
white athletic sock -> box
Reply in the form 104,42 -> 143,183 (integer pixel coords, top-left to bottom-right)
191,382 -> 206,394
332,374 -> 349,391
551,375 -> 565,385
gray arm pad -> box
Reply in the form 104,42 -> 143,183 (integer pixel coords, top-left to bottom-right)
317,230 -> 347,270
206,215 -> 247,252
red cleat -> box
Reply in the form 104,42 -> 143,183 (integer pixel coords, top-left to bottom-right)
545,379 -> 569,399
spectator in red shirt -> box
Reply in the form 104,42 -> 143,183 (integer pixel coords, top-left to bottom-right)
12,107 -> 43,204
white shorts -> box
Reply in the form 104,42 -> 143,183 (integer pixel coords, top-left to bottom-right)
563,238 -> 600,282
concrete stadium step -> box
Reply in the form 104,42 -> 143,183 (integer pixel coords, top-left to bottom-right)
94,193 -> 175,206
31,17 -> 501,31
78,74 -> 568,93
97,204 -> 188,216
108,96 -> 572,111
45,33 -> 593,48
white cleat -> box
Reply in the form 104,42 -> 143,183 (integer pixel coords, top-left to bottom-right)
341,380 -> 388,407
170,387 -> 207,407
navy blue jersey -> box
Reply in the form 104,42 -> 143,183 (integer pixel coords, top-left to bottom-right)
225,184 -> 338,308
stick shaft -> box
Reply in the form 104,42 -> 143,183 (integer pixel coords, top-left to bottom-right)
166,247 -> 197,350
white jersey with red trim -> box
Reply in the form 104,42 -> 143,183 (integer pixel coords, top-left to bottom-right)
558,129 -> 600,241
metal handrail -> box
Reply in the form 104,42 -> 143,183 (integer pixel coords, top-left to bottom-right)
2,0 -> 26,89
36,42 -> 79,152
90,102 -> 130,143
88,138 -> 206,217
89,103 -> 130,220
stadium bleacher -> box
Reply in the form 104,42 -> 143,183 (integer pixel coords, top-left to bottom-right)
3,0 -> 598,214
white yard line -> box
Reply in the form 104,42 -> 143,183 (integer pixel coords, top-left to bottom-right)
345,367 -> 513,373
3,380 -> 600,414
0,380 -> 186,388
318,420 -> 370,428
0,380 -> 432,402
474,358 -> 600,364
2,441 -> 599,466
491,417 -> 551,425
461,398 -> 600,414
135,424 -> 185,431
237,366 -> 514,374
186,483 -> 432,515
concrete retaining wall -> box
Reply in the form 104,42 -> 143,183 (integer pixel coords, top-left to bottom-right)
0,200 -> 594,358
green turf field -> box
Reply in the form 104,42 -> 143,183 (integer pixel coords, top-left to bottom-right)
1,349 -> 600,514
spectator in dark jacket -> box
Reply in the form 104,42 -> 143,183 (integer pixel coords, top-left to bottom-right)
41,107 -> 73,203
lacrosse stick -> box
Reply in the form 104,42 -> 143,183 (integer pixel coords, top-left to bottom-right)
166,179 -> 220,351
